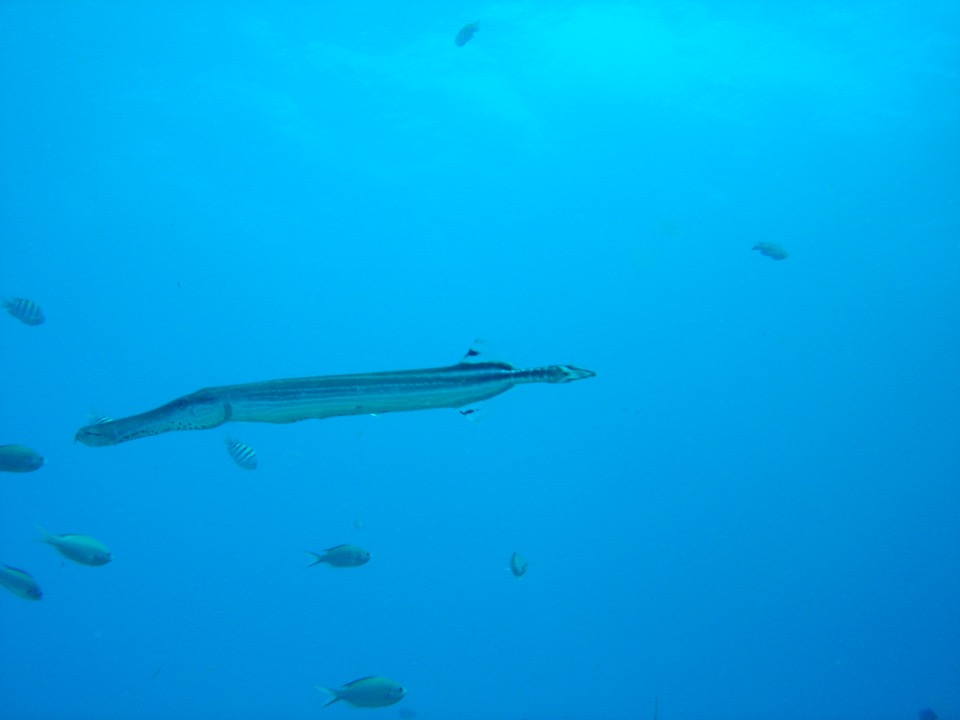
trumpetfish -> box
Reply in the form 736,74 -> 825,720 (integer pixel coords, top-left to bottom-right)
75,344 -> 595,447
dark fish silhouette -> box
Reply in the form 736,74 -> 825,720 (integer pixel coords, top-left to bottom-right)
752,242 -> 789,260
510,551 -> 527,578
918,709 -> 938,720
455,21 -> 479,47
0,445 -> 44,473
316,676 -> 406,708
2,296 -> 44,325
0,564 -> 42,600
305,545 -> 370,568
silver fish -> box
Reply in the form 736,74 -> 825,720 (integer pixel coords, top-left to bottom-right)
225,438 -> 257,470
74,343 -> 595,447
0,564 -> 42,600
510,551 -> 528,578
0,444 -> 44,473
2,296 -> 45,326
454,20 -> 479,47
316,676 -> 406,708
37,528 -> 111,566
305,545 -> 370,568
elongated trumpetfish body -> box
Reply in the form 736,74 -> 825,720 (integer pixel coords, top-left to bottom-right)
75,347 -> 595,447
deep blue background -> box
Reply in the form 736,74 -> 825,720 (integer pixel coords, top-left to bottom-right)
2,2 -> 958,719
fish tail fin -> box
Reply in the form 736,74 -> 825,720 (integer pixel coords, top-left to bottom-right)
304,551 -> 326,567
314,686 -> 340,708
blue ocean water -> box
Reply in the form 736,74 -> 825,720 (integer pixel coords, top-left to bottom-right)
1,2 -> 958,719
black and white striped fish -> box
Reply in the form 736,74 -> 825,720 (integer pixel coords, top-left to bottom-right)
454,20 -> 479,47
225,438 -> 257,470
2,296 -> 44,326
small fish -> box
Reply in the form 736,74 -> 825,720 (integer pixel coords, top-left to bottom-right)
305,545 -> 370,568
752,242 -> 789,260
0,564 -> 42,600
454,20 -> 479,47
510,551 -> 528,578
38,528 -> 112,566
316,676 -> 406,708
0,444 -> 44,473
2,296 -> 45,325
225,438 -> 257,470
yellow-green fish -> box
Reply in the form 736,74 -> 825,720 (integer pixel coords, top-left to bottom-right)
0,444 -> 44,473
510,551 -> 528,578
454,20 -> 479,47
38,528 -> 111,566
225,437 -> 257,470
752,242 -> 789,260
316,676 -> 406,708
305,545 -> 370,568
0,564 -> 42,600
2,296 -> 45,325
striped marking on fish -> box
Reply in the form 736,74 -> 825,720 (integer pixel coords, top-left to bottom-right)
2,296 -> 45,326
225,438 -> 257,470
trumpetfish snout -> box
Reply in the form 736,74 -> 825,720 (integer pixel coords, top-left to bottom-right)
552,365 -> 597,383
